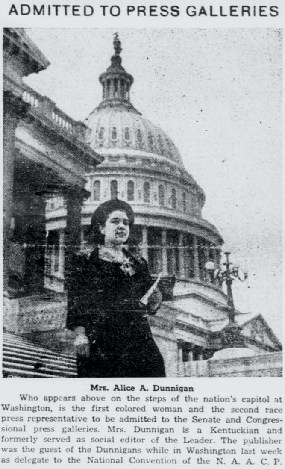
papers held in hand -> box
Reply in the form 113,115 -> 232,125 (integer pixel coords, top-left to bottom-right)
140,272 -> 162,306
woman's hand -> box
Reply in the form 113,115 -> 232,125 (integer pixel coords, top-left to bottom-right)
74,327 -> 90,357
147,288 -> 162,313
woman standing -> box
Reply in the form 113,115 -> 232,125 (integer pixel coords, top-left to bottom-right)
66,199 -> 165,378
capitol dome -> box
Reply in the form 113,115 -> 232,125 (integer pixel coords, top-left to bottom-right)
87,106 -> 184,168
86,33 -> 184,167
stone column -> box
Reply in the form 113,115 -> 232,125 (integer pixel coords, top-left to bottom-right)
58,229 -> 65,278
177,341 -> 184,377
205,244 -> 210,262
198,348 -> 204,360
211,247 -> 218,285
141,226 -> 148,261
110,79 -> 115,99
193,235 -> 200,280
121,81 -> 126,99
3,91 -> 28,293
64,189 -> 86,288
213,247 -> 217,267
216,248 -> 222,269
23,193 -> 47,293
118,79 -> 122,98
178,233 -> 185,278
205,243 -> 210,283
161,229 -> 168,276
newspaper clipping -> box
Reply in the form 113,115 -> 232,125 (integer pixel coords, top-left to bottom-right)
1,0 -> 284,467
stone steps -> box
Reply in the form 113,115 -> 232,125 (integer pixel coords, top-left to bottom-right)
2,331 -> 77,378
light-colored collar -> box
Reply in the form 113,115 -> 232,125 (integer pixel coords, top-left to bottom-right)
98,246 -> 126,264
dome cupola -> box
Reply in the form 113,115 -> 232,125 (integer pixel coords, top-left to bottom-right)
97,33 -> 138,113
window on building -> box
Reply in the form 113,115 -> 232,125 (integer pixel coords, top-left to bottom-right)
127,180 -> 135,201
114,78 -> 118,97
182,192 -> 187,212
158,185 -> 165,206
144,182 -> 150,203
98,127 -> 105,140
46,230 -> 60,274
171,189 -> 177,209
158,135 -> 164,154
148,228 -> 162,275
148,132 -> 154,152
110,180 -> 118,200
93,180 -> 100,201
136,128 -> 143,146
125,127 -> 130,141
54,243 -> 59,273
111,127 -> 117,140
167,230 -> 179,276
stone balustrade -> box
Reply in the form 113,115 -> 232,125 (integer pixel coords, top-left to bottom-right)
183,352 -> 282,377
22,83 -> 88,143
4,294 -> 68,334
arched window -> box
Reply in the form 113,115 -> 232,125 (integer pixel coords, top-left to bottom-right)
171,189 -> 177,209
111,127 -> 117,140
158,135 -> 164,154
158,185 -> 165,206
125,127 -> 130,141
182,192 -> 187,212
127,180 -> 135,201
93,180 -> 100,201
111,180 -> 118,200
148,132 -> 154,152
136,129 -> 143,144
98,127 -> 105,140
144,182 -> 150,203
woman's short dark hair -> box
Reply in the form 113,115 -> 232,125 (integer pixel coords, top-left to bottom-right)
90,199 -> 135,245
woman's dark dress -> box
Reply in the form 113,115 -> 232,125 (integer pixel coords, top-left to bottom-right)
66,249 -> 165,378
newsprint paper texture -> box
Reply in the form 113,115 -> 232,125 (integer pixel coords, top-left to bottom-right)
1,0 -> 285,468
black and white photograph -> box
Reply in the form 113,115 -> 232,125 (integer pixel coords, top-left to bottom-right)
3,28 -> 282,379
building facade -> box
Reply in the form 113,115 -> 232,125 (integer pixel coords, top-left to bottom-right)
44,34 -> 282,376
3,28 -> 103,335
3,30 -> 282,377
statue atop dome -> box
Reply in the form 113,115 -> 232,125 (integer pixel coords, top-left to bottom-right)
113,32 -> 122,56
110,32 -> 123,69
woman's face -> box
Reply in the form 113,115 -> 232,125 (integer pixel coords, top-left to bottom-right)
100,210 -> 130,246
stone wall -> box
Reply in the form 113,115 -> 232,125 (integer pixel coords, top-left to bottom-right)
184,352 -> 282,377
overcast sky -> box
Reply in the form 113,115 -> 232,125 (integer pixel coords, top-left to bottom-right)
24,28 -> 282,339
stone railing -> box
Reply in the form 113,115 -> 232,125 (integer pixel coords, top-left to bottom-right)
22,83 -> 88,143
182,352 -> 282,378
4,294 -> 68,334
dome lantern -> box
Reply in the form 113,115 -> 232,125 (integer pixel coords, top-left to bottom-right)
98,33 -> 136,111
